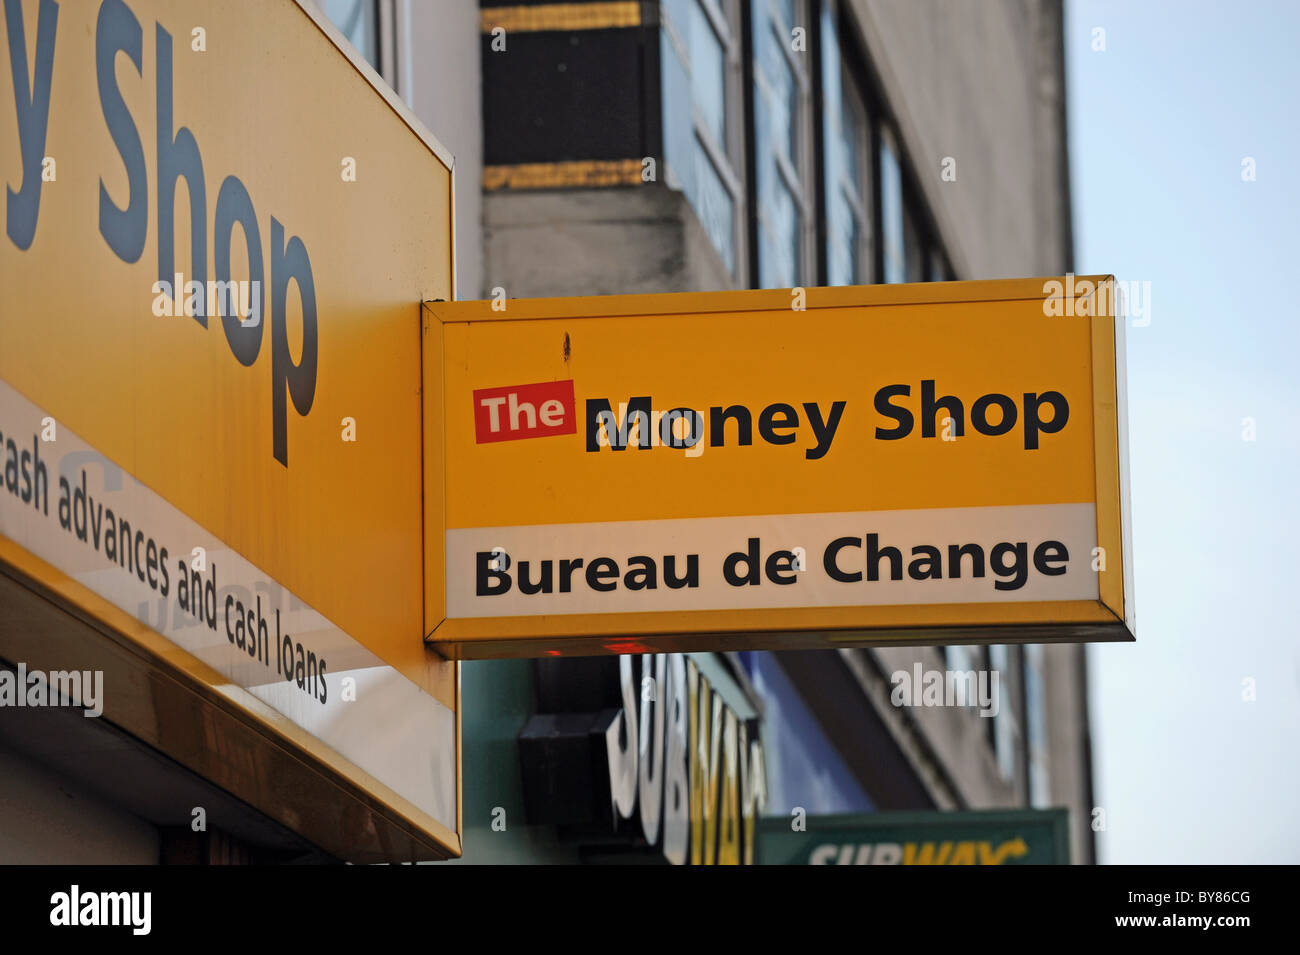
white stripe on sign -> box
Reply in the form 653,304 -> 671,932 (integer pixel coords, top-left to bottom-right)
447,503 -> 1099,617
0,377 -> 455,831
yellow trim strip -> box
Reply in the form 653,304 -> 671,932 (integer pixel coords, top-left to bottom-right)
426,276 -> 1116,321
480,2 -> 642,34
1090,276 -> 1126,621
484,158 -> 644,190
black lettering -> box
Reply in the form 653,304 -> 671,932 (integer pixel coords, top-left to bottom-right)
947,543 -> 985,579
476,551 -> 511,596
1023,391 -> 1069,450
971,393 -> 1017,436
518,559 -> 552,595
824,537 -> 862,583
5,0 -> 58,250
908,545 -> 942,580
57,475 -> 70,529
709,405 -> 752,447
214,175 -> 264,362
723,538 -> 762,587
866,533 -> 902,582
765,550 -> 797,585
758,404 -> 798,445
156,22 -> 206,323
803,400 -> 846,460
95,0 -> 146,261
624,556 -> 656,590
663,554 -> 698,589
873,384 -> 912,440
921,379 -> 964,438
559,557 -> 584,592
30,435 -> 46,514
103,507 -> 117,560
204,561 -> 217,630
117,515 -> 131,572
72,468 -> 88,542
586,396 -> 652,451
586,557 -> 619,592
991,541 -> 1029,590
88,496 -> 103,550
1033,540 -> 1069,576
146,538 -> 158,588
662,408 -> 703,449
270,218 -> 318,467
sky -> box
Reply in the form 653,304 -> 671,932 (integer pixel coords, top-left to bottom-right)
1066,0 -> 1300,863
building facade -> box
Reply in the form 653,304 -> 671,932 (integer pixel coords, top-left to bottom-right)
0,0 -> 1094,864
332,0 -> 1093,864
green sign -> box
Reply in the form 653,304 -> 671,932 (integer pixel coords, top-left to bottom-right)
759,809 -> 1070,865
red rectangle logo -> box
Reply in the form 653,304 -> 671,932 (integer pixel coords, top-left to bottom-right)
473,380 -> 577,444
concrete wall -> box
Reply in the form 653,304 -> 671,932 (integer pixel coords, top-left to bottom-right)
483,183 -> 735,298
848,0 -> 1072,279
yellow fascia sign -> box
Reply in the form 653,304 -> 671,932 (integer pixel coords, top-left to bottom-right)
424,277 -> 1134,658
2,0 -> 457,859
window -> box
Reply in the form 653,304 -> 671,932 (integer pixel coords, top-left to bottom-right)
319,0 -> 405,96
821,3 -> 870,285
903,205 -> 926,282
1023,643 -> 1051,806
751,0 -> 812,288
878,125 -> 908,284
661,0 -> 745,277
927,247 -> 952,283
988,644 -> 1021,783
943,644 -> 977,675
320,0 -> 380,71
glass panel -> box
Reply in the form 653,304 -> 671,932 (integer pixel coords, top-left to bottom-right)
754,1 -> 803,286
695,145 -> 736,274
824,4 -> 868,289
944,645 -> 976,676
690,1 -> 727,149
321,0 -> 378,70
756,18 -> 798,164
774,0 -> 797,31
880,128 -> 906,284
1024,643 -> 1051,807
758,172 -> 800,288
904,208 -> 925,282
660,1 -> 738,277
828,182 -> 859,285
988,644 -> 1018,781
659,26 -> 693,193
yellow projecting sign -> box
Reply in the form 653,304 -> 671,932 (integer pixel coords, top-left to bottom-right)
424,277 -> 1134,658
1,0 -> 457,859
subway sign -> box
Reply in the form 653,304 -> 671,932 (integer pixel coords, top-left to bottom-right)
758,809 -> 1071,865
423,278 -> 1134,658
518,654 -> 767,865
1,0 -> 458,859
